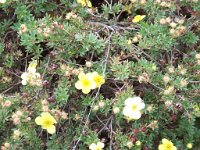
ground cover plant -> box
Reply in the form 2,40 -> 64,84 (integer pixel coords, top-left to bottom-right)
0,0 -> 200,149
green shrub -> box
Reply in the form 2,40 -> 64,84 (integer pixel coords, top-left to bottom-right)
0,0 -> 199,149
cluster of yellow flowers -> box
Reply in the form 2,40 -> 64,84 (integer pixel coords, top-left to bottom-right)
21,60 -> 42,86
123,97 -> 145,121
35,112 -> 57,134
89,141 -> 104,150
75,72 -> 105,94
77,0 -> 92,7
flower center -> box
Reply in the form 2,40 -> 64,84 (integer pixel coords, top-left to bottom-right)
132,104 -> 138,111
82,79 -> 90,87
94,76 -> 101,83
95,147 -> 101,150
166,143 -> 172,149
43,119 -> 52,127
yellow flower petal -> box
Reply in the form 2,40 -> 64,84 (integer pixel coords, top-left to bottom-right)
173,146 -> 177,150
130,111 -> 141,120
41,112 -> 57,123
22,79 -> 27,85
97,142 -> 104,148
78,72 -> 86,80
89,143 -> 96,150
162,138 -> 169,144
75,81 -> 83,89
35,116 -> 43,125
82,88 -> 91,94
21,72 -> 28,79
46,125 -> 56,134
158,144 -> 165,150
86,0 -> 92,7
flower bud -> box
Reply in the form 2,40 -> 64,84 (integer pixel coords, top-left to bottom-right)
165,100 -> 172,107
13,130 -> 21,139
197,60 -> 200,65
126,141 -> 133,149
85,61 -> 93,68
140,0 -> 146,5
113,107 -> 120,114
16,111 -> 23,117
163,86 -> 174,95
178,19 -> 184,25
168,66 -> 175,73
178,26 -> 186,34
98,101 -> 105,108
187,143 -> 193,149
160,18 -> 166,25
195,54 -> 200,59
163,75 -> 170,84
37,28 -> 43,34
13,117 -> 20,125
4,100 -> 12,107
75,114 -> 81,120
41,100 -> 48,105
127,39 -> 132,45
136,34 -> 142,40
160,2 -> 167,7
61,112 -> 68,119
4,143 -> 10,149
155,0 -> 161,4
147,105 -> 153,112
26,117 -> 31,121
180,79 -> 188,87
136,140 -> 141,146
20,24 -> 27,33
170,29 -> 176,35
138,72 -> 150,83
93,105 -> 99,111
166,17 -> 171,23
132,37 -> 139,43
170,22 -> 177,28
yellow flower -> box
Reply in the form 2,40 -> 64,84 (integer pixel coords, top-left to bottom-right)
123,97 -> 145,120
132,15 -> 146,23
21,60 -> 41,86
77,0 -> 92,7
187,143 -> 192,149
75,72 -> 96,94
28,60 -> 37,73
0,0 -> 6,3
158,139 -> 177,150
21,72 -> 30,85
35,112 -> 57,134
89,142 -> 104,150
92,72 -> 105,88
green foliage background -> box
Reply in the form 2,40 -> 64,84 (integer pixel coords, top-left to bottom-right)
0,0 -> 199,149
